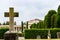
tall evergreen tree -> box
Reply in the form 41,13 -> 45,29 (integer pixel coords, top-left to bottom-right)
56,5 -> 60,28
26,21 -> 28,29
30,23 -> 37,29
51,14 -> 57,28
21,21 -> 23,33
37,20 -> 44,28
44,15 -> 48,28
44,10 -> 56,28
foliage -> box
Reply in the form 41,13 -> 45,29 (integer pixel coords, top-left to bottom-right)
56,5 -> 60,28
30,23 -> 37,29
37,20 -> 44,28
26,21 -> 28,29
44,15 -> 48,28
50,29 -> 60,39
24,28 -> 60,39
51,14 -> 57,28
57,15 -> 60,28
5,21 -> 16,25
30,20 -> 44,29
0,28 -> 9,39
21,21 -> 24,33
57,5 -> 60,15
44,10 -> 56,28
24,29 -> 48,39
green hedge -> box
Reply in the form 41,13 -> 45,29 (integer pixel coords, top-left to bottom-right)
50,29 -> 60,39
0,28 -> 9,39
24,28 -> 60,39
24,29 -> 48,39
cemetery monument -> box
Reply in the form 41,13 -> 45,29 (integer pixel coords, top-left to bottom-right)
57,32 -> 60,38
48,30 -> 51,39
4,7 -> 19,40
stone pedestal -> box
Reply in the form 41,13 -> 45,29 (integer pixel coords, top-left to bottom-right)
4,31 -> 18,40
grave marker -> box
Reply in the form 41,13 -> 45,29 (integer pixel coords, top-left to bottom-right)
4,7 -> 19,32
4,7 -> 19,40
57,32 -> 60,38
37,35 -> 40,39
48,30 -> 51,39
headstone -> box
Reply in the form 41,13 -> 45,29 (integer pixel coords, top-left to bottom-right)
4,7 -> 19,40
48,30 -> 51,39
37,35 -> 40,39
57,32 -> 60,38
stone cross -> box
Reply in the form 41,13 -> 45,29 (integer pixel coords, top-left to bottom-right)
4,7 -> 19,32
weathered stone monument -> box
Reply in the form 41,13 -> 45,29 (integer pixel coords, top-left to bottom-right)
57,32 -> 60,38
48,30 -> 51,39
4,7 -> 19,40
36,35 -> 40,39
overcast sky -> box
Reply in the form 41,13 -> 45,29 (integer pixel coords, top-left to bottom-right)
0,0 -> 60,25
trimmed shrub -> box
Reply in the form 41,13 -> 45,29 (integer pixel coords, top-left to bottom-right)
24,28 -> 60,39
24,29 -> 48,39
50,29 -> 60,39
0,28 -> 9,39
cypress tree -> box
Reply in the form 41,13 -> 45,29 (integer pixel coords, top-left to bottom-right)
30,23 -> 36,29
44,10 -> 56,28
21,21 -> 23,33
51,14 -> 57,28
56,5 -> 60,28
44,15 -> 48,28
26,21 -> 28,29
37,20 -> 44,28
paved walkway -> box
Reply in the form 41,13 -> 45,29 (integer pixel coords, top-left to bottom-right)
18,37 -> 24,40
